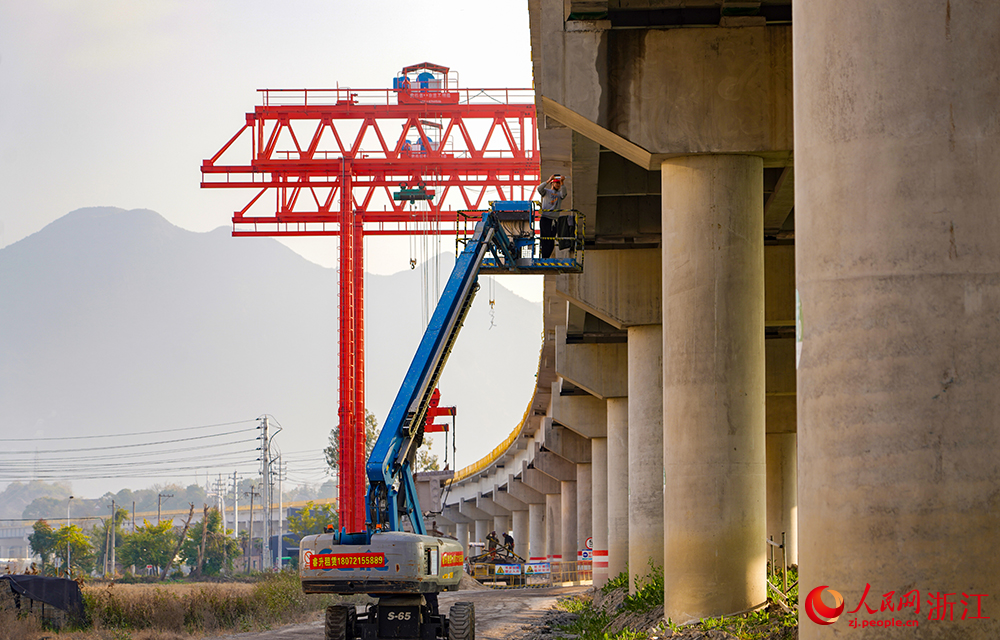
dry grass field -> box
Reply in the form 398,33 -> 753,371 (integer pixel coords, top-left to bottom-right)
1,573 -> 341,640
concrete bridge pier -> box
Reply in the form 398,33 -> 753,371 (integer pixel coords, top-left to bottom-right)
628,323 -> 664,592
765,431 -> 796,565
512,509 -> 529,559
525,465 -> 563,568
546,492 -> 562,571
661,154 -> 766,621
796,3 -> 1000,637
509,476 -> 547,561
560,479 -> 577,577
591,435 -> 609,586
474,520 -> 489,549
455,522 -> 470,560
493,515 -> 510,537
528,502 -> 546,562
576,463 -> 592,566
607,397 -> 629,580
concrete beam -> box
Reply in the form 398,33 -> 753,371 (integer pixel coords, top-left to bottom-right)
766,338 -> 796,434
542,96 -> 793,172
540,416 -> 594,463
605,26 -> 792,156
508,477 -> 547,505
491,486 -> 528,512
765,244 -> 795,327
556,324 -> 628,400
763,166 -> 794,234
556,249 -> 661,328
442,505 -> 471,525
458,499 -> 492,523
533,447 -> 578,483
476,495 -> 510,518
414,470 -> 453,515
551,379 -> 611,437
523,466 -> 563,495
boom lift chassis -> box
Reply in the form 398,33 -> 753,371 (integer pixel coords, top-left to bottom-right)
300,202 -> 582,640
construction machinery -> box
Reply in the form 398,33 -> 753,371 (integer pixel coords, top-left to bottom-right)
299,201 -> 582,640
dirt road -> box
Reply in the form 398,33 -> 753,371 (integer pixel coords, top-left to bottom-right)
211,585 -> 589,640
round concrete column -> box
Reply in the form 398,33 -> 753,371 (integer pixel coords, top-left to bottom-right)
661,154 -> 766,621
576,463 -> 592,558
607,398 -> 629,579
493,515 -> 510,536
628,324 -> 664,592
474,519 -> 489,547
765,432 -> 797,565
591,436 -> 609,586
456,522 -> 470,560
545,493 -> 562,571
560,480 -> 577,578
796,4 -> 1000,637
512,510 -> 529,559
528,502 -> 546,561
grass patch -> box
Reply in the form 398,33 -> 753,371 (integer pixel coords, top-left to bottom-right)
555,565 -> 798,640
72,570 -> 342,638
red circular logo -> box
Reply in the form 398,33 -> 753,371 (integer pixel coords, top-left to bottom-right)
805,586 -> 845,625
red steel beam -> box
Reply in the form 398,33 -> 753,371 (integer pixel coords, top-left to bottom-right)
202,83 -> 538,532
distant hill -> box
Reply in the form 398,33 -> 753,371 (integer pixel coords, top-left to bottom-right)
0,207 -> 542,499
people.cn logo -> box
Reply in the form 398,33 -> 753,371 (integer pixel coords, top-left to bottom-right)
806,586 -> 845,625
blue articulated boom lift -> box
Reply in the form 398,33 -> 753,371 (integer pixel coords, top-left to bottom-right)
299,201 -> 582,640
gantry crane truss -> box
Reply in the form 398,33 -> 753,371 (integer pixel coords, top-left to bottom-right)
202,77 -> 539,532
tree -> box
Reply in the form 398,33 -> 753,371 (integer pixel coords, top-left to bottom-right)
0,481 -> 71,520
118,519 -> 177,572
28,520 -> 58,572
325,410 -> 379,472
89,506 -> 129,573
55,525 -> 95,576
181,507 -> 240,577
287,501 -> 338,537
415,436 -> 440,471
325,410 -> 439,473
22,496 -> 64,521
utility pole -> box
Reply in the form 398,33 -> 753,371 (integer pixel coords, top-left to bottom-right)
66,496 -> 73,578
103,515 -> 111,576
110,500 -> 116,577
215,474 -> 227,533
157,493 -> 173,524
244,486 -> 260,572
259,415 -> 271,570
233,471 -> 239,538
277,456 -> 284,568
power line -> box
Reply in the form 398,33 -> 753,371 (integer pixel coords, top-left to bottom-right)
0,426 -> 257,455
0,449 -> 259,472
1,440 -> 259,465
0,418 -> 257,442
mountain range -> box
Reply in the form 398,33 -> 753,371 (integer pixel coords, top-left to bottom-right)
0,207 -> 542,500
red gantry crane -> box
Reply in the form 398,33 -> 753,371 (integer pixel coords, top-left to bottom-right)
201,63 -> 539,532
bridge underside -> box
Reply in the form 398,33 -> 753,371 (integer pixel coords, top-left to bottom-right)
439,2 -> 1000,636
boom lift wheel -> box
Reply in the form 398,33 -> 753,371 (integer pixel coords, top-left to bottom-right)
325,604 -> 351,640
448,602 -> 475,640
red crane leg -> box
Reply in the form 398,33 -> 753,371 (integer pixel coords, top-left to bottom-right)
352,215 -> 366,531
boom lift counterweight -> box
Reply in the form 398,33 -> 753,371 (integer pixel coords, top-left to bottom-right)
299,201 -> 582,640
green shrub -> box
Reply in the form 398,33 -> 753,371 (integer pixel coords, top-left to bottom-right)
623,562 -> 663,612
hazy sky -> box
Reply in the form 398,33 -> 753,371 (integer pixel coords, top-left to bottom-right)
0,0 -> 542,299
0,1 -> 546,504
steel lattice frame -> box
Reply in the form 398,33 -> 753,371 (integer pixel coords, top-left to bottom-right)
202,85 -> 539,532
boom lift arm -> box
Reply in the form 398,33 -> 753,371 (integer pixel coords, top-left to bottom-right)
299,201 -> 582,640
